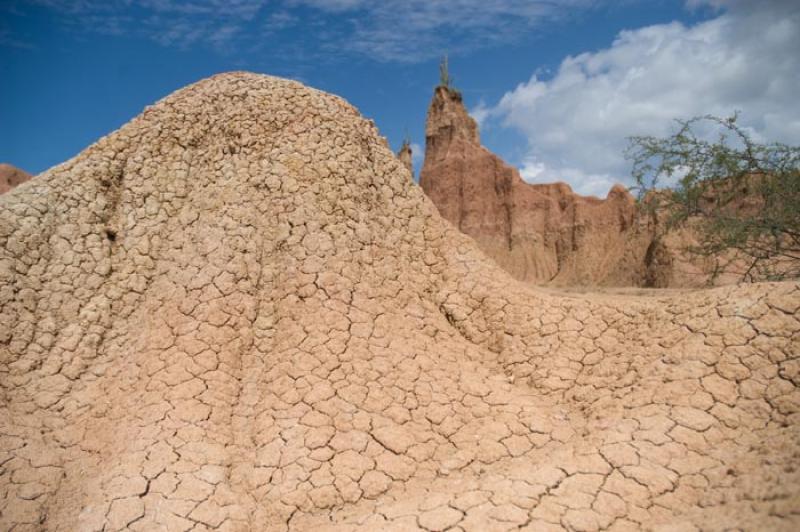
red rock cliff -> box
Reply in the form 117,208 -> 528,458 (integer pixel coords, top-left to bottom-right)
419,86 -> 652,286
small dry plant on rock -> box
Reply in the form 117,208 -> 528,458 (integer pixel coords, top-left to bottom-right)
438,54 -> 462,99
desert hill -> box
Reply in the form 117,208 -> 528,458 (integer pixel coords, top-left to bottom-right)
1,72 -> 798,531
0,163 -> 32,195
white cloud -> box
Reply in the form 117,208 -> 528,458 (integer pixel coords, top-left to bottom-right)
483,0 -> 800,196
291,0 -> 595,62
15,0 -> 600,60
470,101 -> 491,130
518,157 -> 545,182
264,10 -> 299,33
519,156 -> 619,198
410,143 -> 423,166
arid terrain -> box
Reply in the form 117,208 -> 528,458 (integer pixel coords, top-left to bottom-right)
1,73 -> 799,531
0,164 -> 31,196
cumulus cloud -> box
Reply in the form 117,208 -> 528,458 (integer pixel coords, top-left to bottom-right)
470,101 -> 492,130
410,143 -> 424,166
483,0 -> 800,196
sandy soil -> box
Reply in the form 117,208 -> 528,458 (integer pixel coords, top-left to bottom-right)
1,72 -> 798,531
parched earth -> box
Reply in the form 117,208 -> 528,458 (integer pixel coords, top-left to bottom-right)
1,72 -> 798,531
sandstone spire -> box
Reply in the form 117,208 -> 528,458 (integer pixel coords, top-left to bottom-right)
424,86 -> 480,158
419,85 -> 649,286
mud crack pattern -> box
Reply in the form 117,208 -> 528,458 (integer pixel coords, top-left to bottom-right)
1,73 -> 799,531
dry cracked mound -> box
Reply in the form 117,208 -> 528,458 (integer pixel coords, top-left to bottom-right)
0,164 -> 32,196
1,72 -> 799,531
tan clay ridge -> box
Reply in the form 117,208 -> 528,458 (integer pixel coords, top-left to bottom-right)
0,164 -> 32,196
1,72 -> 799,531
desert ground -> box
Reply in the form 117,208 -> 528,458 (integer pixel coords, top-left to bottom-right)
1,73 -> 798,531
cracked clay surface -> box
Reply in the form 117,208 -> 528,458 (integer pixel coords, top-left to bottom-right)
1,72 -> 799,531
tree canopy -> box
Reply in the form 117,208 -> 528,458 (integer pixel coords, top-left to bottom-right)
627,114 -> 800,281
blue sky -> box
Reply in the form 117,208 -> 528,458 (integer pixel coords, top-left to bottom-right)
2,0 -> 798,195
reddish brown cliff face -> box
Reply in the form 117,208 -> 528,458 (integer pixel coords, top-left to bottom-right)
0,164 -> 32,195
419,86 -> 653,286
418,86 -> 800,287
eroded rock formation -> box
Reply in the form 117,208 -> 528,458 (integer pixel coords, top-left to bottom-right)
418,86 -> 780,288
419,87 -> 655,286
1,73 -> 799,531
0,163 -> 32,195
